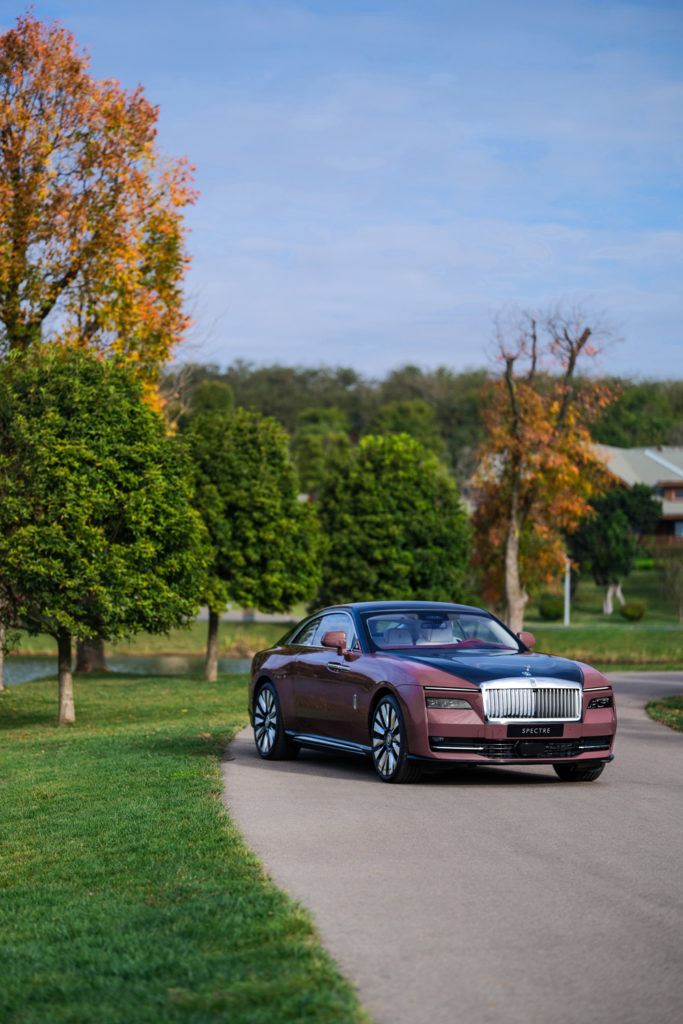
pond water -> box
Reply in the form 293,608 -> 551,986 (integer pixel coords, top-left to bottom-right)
2,654 -> 252,686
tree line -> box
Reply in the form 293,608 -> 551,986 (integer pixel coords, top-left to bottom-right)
162,360 -> 683,487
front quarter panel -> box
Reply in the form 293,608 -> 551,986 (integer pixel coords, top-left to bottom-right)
249,648 -> 297,727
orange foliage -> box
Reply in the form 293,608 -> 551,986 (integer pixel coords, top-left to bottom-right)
0,11 -> 196,386
473,307 -> 615,615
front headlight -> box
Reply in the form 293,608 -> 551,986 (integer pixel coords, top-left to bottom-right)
587,695 -> 613,709
425,696 -> 471,710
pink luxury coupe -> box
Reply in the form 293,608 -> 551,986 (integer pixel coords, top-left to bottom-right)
249,601 -> 617,784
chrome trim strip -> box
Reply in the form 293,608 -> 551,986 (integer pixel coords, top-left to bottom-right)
288,732 -> 371,756
423,686 -> 478,693
431,744 -> 485,752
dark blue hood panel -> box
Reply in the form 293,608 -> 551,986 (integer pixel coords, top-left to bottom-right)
393,650 -> 583,686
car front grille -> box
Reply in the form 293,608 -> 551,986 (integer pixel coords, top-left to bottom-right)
429,736 -> 612,759
481,679 -> 582,722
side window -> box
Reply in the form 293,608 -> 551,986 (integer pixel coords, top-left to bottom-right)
291,618 -> 321,646
313,612 -> 358,650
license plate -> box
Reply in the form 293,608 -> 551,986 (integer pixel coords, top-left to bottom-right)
507,724 -> 564,737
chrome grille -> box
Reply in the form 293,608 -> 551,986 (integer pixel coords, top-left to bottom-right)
481,678 -> 582,723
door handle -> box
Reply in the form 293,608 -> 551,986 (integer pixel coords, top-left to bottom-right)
327,661 -> 351,672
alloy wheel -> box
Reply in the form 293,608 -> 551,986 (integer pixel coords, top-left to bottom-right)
372,699 -> 402,778
254,685 -> 278,755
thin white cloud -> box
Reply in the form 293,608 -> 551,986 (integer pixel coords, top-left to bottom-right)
18,0 -> 683,376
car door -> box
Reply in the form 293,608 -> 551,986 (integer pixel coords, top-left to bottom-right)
293,612 -> 375,744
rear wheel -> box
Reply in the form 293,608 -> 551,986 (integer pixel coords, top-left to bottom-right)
370,695 -> 421,783
553,762 -> 605,782
253,682 -> 299,760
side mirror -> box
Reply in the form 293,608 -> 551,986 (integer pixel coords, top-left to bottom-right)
322,630 -> 348,655
518,631 -> 536,649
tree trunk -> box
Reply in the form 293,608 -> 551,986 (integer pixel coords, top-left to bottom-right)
504,506 -> 528,634
58,629 -> 75,724
75,637 -> 108,672
603,582 -> 624,615
0,622 -> 5,692
204,609 -> 219,682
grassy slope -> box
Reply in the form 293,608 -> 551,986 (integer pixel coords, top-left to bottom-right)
523,567 -> 683,669
645,695 -> 683,732
12,618 -> 289,659
0,674 -> 369,1024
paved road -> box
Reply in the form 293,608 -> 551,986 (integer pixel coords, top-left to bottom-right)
222,673 -> 683,1024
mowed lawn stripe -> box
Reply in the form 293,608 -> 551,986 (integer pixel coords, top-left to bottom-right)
0,674 -> 370,1024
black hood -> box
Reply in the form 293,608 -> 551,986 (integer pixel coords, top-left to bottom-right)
392,650 -> 583,686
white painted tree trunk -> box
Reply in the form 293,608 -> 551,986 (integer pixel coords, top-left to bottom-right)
58,630 -> 75,724
204,610 -> 219,682
603,582 -> 626,615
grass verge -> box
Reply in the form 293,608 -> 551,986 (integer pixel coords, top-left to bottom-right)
0,674 -> 369,1024
527,625 -> 683,670
11,619 -> 291,659
645,695 -> 683,733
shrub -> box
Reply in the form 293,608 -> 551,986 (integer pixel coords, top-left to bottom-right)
538,594 -> 564,621
619,601 -> 646,621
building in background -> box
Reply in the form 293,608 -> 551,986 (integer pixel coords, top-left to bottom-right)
595,446 -> 683,541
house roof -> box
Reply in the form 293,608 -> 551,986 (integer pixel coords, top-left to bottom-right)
594,445 -> 683,520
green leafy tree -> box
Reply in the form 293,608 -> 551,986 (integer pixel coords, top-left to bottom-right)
569,484 -> 662,613
657,547 -> 683,623
0,346 -> 208,721
315,434 -> 471,606
185,408 -> 322,680
591,379 -> 683,447
364,399 -> 448,462
291,407 -> 352,497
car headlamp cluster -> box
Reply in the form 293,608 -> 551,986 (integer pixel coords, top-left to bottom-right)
425,696 -> 471,710
587,695 -> 613,709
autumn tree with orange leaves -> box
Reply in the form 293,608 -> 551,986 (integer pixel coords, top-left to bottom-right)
0,11 -> 196,383
473,306 -> 614,633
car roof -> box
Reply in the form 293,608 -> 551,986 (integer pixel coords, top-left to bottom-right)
317,601 -> 493,616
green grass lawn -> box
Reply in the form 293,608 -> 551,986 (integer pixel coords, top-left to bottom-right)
0,674 -> 369,1024
645,695 -> 683,733
526,566 -> 681,626
12,618 -> 291,659
524,624 -> 683,671
522,566 -> 683,670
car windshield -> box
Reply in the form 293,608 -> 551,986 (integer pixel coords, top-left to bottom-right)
362,610 -> 520,652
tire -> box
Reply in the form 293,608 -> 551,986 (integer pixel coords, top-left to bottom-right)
553,762 -> 605,782
370,695 -> 422,783
253,682 -> 299,760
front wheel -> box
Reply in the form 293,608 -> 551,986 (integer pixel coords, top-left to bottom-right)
370,695 -> 421,783
253,682 -> 299,760
553,762 -> 605,782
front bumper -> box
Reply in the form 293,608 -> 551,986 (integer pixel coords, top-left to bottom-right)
426,732 -> 614,763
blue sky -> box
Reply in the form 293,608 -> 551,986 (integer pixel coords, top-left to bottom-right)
4,1 -> 683,377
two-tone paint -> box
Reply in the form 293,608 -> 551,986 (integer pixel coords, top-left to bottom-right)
249,601 -> 616,772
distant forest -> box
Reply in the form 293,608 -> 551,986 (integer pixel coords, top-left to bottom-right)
162,362 -> 683,486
